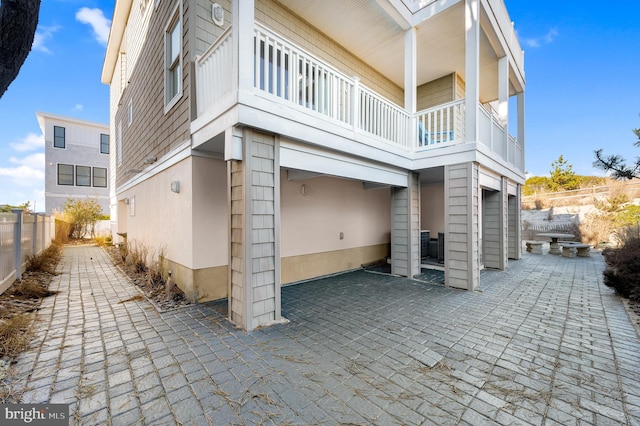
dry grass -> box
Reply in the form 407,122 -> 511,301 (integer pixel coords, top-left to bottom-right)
118,294 -> 145,304
0,242 -> 61,403
25,243 -> 61,275
105,242 -> 189,310
0,315 -> 34,358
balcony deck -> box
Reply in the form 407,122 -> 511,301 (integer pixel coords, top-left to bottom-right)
192,22 -> 524,176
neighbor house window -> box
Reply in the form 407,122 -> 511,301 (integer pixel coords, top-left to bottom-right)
100,134 -> 109,154
164,6 -> 181,109
57,164 -> 73,185
93,167 -> 107,188
54,126 -> 65,148
76,165 -> 91,187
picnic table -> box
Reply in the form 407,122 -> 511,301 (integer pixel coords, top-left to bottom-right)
537,233 -> 575,255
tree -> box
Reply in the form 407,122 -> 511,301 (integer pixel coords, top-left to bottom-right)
593,127 -> 640,180
60,198 -> 103,239
0,0 -> 41,98
522,176 -> 550,196
549,155 -> 579,191
0,201 -> 31,212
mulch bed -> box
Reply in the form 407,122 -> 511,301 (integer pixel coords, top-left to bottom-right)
103,245 -> 192,311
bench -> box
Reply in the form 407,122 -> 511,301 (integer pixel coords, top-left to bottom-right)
525,241 -> 545,254
559,242 -> 591,258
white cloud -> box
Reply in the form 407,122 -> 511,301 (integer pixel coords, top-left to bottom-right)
74,104 -> 84,111
32,25 -> 60,54
76,8 -> 111,46
10,133 -> 44,152
10,153 -> 45,171
1,153 -> 45,183
523,28 -> 558,48
0,164 -> 45,185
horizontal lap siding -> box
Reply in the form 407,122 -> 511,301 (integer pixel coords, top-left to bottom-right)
483,191 -> 500,268
446,163 -> 478,290
249,132 -> 277,327
115,0 -> 191,189
230,160 -> 245,326
391,173 -> 420,277
508,191 -> 520,259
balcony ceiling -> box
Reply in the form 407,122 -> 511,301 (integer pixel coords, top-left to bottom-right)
276,0 -> 501,102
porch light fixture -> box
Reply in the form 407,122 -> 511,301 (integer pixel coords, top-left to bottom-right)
171,180 -> 180,193
212,3 -> 224,26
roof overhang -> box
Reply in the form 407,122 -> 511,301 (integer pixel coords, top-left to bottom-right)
101,0 -> 133,84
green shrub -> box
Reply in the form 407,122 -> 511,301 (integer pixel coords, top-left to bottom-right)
57,198 -> 103,239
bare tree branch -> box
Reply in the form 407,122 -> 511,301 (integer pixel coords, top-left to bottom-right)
0,0 -> 41,98
593,149 -> 640,180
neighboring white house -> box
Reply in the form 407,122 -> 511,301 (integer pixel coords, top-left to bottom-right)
38,112 -> 110,215
102,0 -> 526,331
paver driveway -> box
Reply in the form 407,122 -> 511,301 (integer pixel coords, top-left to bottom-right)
10,245 -> 640,425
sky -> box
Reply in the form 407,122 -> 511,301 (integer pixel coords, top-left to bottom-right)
1,0 -> 639,209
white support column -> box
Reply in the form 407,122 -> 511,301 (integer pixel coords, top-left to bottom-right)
498,56 -> 509,130
517,91 -> 525,146
404,28 -> 417,149
464,0 -> 480,143
233,0 -> 255,93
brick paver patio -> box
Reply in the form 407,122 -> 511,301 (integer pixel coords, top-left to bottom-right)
9,245 -> 640,425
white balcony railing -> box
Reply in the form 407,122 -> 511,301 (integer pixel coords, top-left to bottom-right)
479,104 -> 523,170
194,24 -> 523,172
254,24 -> 411,148
415,100 -> 465,150
196,27 -> 233,117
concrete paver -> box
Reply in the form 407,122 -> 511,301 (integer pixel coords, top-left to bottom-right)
8,244 -> 640,425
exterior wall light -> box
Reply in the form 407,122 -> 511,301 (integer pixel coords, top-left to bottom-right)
212,3 -> 224,26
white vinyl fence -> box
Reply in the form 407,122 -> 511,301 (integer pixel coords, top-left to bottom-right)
0,210 -> 55,295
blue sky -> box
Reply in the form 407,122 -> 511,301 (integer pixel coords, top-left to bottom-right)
1,1 -> 639,209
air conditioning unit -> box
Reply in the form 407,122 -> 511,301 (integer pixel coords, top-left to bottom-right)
420,230 -> 430,259
437,232 -> 445,263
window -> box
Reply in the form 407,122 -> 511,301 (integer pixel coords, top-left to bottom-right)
100,134 -> 109,154
76,166 -> 91,187
57,164 -> 73,185
93,167 -> 107,188
54,126 -> 65,148
165,7 -> 181,108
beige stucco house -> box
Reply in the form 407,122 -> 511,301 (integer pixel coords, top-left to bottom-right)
102,0 -> 526,331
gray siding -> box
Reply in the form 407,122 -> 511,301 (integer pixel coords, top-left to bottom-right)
445,163 -> 479,290
229,129 -> 280,330
482,189 -> 506,270
114,0 -> 191,189
508,189 -> 521,260
391,172 -> 420,278
230,158 -> 245,327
